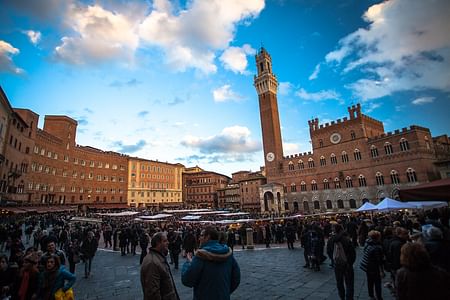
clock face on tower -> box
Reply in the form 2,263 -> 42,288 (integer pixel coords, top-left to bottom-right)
266,152 -> 275,162
330,133 -> 342,144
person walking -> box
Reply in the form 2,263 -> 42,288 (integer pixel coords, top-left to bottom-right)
360,230 -> 385,300
39,254 -> 76,300
80,231 -> 98,278
140,232 -> 180,300
328,224 -> 356,300
168,230 -> 182,270
181,226 -> 240,300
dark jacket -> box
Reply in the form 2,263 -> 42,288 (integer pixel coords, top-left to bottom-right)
181,240 -> 240,300
328,231 -> 356,266
387,236 -> 406,271
424,238 -> 450,272
360,237 -> 384,273
396,265 -> 450,300
141,249 -> 179,300
80,237 -> 98,259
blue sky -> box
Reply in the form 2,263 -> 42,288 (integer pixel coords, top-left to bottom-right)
1,0 -> 449,176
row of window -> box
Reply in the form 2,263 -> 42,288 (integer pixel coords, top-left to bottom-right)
133,164 -> 175,174
288,139 -> 415,170
131,182 -> 173,189
130,191 -> 180,197
30,163 -> 125,182
131,173 -> 172,180
27,182 -> 125,194
286,169 -> 417,192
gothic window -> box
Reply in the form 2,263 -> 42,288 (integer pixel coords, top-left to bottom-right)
311,180 -> 318,191
341,151 -> 349,163
334,178 -> 341,189
290,183 -> 297,192
288,161 -> 294,170
354,149 -> 362,160
371,145 -> 379,158
326,200 -> 333,209
330,153 -> 337,165
300,181 -> 307,192
349,199 -> 357,209
376,172 -> 385,186
313,201 -> 320,210
323,179 -> 330,190
350,131 -> 356,140
320,156 -> 326,166
298,160 -> 304,170
400,138 -> 410,151
345,176 -> 353,188
337,199 -> 344,209
308,158 -> 315,168
358,175 -> 367,187
384,142 -> 394,155
406,168 -> 417,183
391,170 -> 400,184
283,185 -> 288,193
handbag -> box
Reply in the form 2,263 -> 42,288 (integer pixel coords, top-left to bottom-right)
54,288 -> 75,300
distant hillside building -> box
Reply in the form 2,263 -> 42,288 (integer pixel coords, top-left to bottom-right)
254,48 -> 450,214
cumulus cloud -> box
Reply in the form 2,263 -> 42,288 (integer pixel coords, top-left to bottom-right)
112,139 -> 146,153
278,82 -> 293,96
412,96 -> 434,105
213,85 -> 242,102
55,3 -> 140,65
181,126 -> 260,154
295,88 -> 341,102
22,30 -> 41,45
139,0 -> 264,73
220,44 -> 256,74
308,63 -> 320,80
325,0 -> 450,100
0,40 -> 24,74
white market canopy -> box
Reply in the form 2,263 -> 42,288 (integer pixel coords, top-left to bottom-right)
163,209 -> 210,214
406,201 -> 448,210
191,211 -> 225,215
181,215 -> 202,220
139,214 -> 173,220
356,202 -> 377,212
69,217 -> 102,223
97,211 -> 140,217
218,212 -> 250,217
375,198 -> 416,212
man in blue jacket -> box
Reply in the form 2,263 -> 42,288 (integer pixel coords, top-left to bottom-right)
182,226 -> 241,300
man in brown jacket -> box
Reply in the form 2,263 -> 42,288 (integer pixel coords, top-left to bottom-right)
140,232 -> 180,300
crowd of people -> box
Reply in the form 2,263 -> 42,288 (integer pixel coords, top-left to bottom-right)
0,206 -> 450,299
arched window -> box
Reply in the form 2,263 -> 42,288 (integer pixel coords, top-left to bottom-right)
345,176 -> 353,188
341,151 -> 349,163
400,138 -> 410,151
288,161 -> 294,170
313,201 -> 320,210
300,181 -> 307,191
384,142 -> 393,155
406,168 -> 417,183
323,179 -> 330,190
293,201 -> 299,211
311,180 -> 318,191
371,145 -> 379,158
303,201 -> 309,212
308,158 -> 315,168
350,131 -> 356,140
376,172 -> 385,186
298,160 -> 304,170
354,149 -> 362,160
349,199 -> 357,208
326,200 -> 333,209
390,170 -> 400,184
330,153 -> 337,164
320,156 -> 326,166
337,199 -> 344,209
334,178 -> 341,189
290,183 -> 297,192
358,174 -> 367,187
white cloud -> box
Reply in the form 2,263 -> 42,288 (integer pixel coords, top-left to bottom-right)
0,40 -> 24,74
295,88 -> 341,102
181,126 -> 260,154
23,30 -> 41,45
278,82 -> 293,96
364,102 -> 382,113
308,63 -> 320,80
213,84 -> 242,102
139,0 -> 264,74
55,4 -> 140,65
283,142 -> 299,155
325,0 -> 450,100
412,96 -> 434,105
220,44 -> 256,74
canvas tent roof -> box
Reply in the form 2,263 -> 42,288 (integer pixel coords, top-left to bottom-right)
399,178 -> 450,201
375,197 -> 416,211
356,202 -> 377,212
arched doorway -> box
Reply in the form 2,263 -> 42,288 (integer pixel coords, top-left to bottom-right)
293,201 -> 299,211
362,198 -> 370,203
303,201 -> 309,213
277,192 -> 282,212
337,199 -> 344,209
349,199 -> 357,209
326,200 -> 332,209
264,192 -> 274,212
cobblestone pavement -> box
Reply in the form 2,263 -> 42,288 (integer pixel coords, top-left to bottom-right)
72,244 -> 395,300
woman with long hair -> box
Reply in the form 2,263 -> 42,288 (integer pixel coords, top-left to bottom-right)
39,254 -> 76,300
11,252 -> 40,300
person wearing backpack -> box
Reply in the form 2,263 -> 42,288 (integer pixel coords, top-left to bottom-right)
329,224 -> 356,300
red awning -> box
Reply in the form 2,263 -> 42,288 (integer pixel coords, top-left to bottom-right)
399,178 -> 450,201
1,207 -> 27,214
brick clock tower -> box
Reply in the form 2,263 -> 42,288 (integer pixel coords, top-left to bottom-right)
254,48 -> 283,178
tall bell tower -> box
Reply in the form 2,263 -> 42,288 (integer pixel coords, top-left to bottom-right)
254,48 -> 283,177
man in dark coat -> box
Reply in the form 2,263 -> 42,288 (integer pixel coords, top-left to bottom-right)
168,229 -> 182,269
328,224 -> 356,300
141,232 -> 180,300
80,230 -> 98,278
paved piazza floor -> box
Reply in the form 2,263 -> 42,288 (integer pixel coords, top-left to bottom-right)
72,244 -> 395,300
